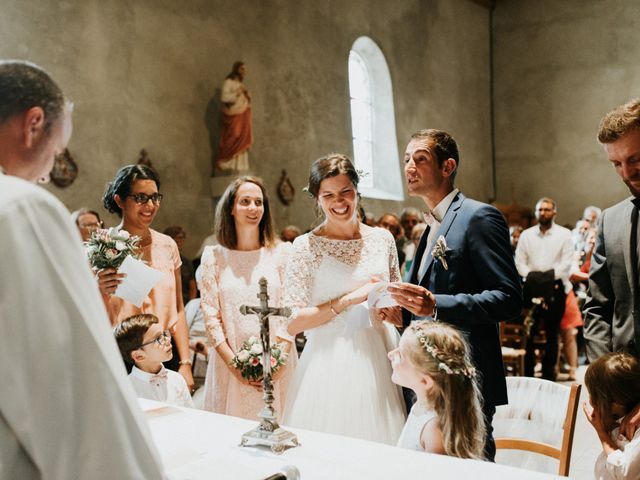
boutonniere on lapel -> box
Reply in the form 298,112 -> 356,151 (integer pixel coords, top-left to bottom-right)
431,235 -> 451,270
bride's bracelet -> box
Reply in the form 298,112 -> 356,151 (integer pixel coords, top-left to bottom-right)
328,298 -> 340,317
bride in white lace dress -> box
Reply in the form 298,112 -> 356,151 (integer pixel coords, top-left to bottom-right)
282,154 -> 406,445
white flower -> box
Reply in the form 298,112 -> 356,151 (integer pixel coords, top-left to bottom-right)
247,336 -> 257,344
250,343 -> 263,355
115,240 -> 127,251
118,230 -> 130,239
431,235 -> 450,270
107,227 -> 119,238
237,350 -> 250,362
105,248 -> 118,259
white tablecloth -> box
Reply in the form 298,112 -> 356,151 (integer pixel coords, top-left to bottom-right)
139,399 -> 562,480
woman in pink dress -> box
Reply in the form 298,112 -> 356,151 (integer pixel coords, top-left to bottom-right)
97,165 -> 194,391
200,176 -> 296,419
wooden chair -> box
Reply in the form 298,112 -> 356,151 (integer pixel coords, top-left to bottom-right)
500,322 -> 527,376
493,377 -> 582,477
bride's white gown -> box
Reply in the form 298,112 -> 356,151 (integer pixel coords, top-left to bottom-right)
282,227 -> 406,445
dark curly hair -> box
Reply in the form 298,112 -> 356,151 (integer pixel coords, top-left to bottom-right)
102,164 -> 160,217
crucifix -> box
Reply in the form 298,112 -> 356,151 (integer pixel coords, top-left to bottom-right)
239,277 -> 300,453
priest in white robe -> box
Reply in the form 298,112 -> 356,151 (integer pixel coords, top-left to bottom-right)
0,60 -> 166,479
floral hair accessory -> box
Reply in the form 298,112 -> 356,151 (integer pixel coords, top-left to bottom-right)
431,235 -> 451,270
410,324 -> 476,379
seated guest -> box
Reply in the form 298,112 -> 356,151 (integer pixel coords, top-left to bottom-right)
583,352 -> 640,479
582,205 -> 602,227
185,266 -> 208,366
70,207 -> 103,242
378,212 -> 406,266
389,321 -> 485,459
509,225 -> 523,254
115,314 -> 194,408
399,207 -> 422,262
164,225 -> 197,303
402,223 -> 427,281
280,224 -> 301,243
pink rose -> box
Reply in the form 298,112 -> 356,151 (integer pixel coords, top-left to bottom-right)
251,357 -> 260,366
270,357 -> 277,367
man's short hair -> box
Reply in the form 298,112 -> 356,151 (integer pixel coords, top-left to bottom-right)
535,197 -> 557,210
400,207 -> 421,221
0,60 -> 66,132
113,314 -> 159,365
411,129 -> 460,183
598,98 -> 640,143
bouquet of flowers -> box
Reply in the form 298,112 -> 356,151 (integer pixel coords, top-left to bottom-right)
86,228 -> 141,270
231,336 -> 288,382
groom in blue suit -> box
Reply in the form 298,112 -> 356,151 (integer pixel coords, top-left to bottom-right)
386,129 -> 522,461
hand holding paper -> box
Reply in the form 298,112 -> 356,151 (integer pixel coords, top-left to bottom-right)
367,282 -> 399,309
114,255 -> 164,307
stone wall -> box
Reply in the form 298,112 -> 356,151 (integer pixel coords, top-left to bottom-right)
1,0 -> 492,256
493,0 -> 639,225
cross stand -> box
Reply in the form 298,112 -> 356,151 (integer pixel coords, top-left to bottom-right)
239,277 -> 300,453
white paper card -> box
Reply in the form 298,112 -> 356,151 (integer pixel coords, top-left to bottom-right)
367,282 -> 398,309
114,255 -> 165,307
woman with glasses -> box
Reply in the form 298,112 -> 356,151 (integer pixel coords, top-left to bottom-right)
70,208 -> 104,242
200,176 -> 296,419
98,164 -> 193,391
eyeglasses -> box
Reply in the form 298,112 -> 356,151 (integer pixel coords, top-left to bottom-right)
127,193 -> 163,205
138,330 -> 171,349
79,221 -> 103,229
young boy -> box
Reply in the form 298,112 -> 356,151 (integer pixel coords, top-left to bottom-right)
115,314 -> 194,408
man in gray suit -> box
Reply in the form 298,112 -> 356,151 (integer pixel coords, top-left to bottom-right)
584,98 -> 640,363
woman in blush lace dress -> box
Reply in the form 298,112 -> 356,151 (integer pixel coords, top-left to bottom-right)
200,176 -> 296,419
282,154 -> 406,444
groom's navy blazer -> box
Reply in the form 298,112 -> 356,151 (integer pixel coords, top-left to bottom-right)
403,192 -> 522,408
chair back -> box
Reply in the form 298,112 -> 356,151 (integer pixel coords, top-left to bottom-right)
493,376 -> 581,476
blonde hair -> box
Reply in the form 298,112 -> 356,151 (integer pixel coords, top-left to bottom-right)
584,352 -> 640,433
405,322 -> 486,459
598,98 -> 640,143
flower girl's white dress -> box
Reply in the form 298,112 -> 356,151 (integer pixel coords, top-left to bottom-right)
282,228 -> 406,445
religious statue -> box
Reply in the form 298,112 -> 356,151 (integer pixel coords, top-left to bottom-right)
216,61 -> 253,172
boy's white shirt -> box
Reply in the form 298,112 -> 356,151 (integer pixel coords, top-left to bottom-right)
129,365 -> 194,409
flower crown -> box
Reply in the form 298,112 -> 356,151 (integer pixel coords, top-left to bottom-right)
411,325 -> 477,379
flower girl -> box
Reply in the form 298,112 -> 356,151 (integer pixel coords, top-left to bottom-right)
583,352 -> 640,479
389,321 -> 485,458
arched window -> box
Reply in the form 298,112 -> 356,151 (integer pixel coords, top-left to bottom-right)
348,36 -> 403,201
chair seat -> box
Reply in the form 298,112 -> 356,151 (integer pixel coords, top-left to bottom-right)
493,376 -> 581,476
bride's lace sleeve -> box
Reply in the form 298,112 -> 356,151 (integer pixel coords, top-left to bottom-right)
200,246 -> 226,347
284,236 -> 314,322
386,231 -> 401,282
273,242 -> 294,343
